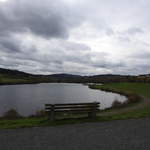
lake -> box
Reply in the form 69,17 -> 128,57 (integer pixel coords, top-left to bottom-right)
0,83 -> 127,116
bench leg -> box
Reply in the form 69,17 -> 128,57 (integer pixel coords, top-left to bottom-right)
49,111 -> 55,121
49,105 -> 55,121
88,111 -> 96,119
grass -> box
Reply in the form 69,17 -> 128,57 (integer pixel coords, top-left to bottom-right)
0,118 -> 46,129
0,74 -> 43,85
92,82 -> 150,98
90,82 -> 150,118
1,108 -> 150,129
0,117 -> 120,129
0,75 -> 33,85
1,82 -> 150,129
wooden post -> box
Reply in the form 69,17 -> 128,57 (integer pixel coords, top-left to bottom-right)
50,104 -> 55,121
93,102 -> 97,118
88,102 -> 96,119
88,111 -> 96,119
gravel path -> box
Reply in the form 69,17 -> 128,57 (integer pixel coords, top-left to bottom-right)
0,118 -> 150,150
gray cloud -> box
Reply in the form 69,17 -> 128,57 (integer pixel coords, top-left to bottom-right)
0,0 -> 150,75
129,50 -> 150,60
0,0 -> 83,39
126,27 -> 144,35
0,35 -> 21,52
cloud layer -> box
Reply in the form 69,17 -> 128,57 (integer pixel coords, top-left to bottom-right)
0,0 -> 150,75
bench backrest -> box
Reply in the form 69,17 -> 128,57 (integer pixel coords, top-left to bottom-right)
45,102 -> 100,113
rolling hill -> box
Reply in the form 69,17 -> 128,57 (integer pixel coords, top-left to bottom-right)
0,67 -> 149,85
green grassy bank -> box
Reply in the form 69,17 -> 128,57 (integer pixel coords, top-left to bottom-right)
90,83 -> 150,118
91,82 -> 150,98
1,83 -> 150,129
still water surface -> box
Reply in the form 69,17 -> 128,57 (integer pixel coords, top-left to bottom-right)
0,83 -> 127,116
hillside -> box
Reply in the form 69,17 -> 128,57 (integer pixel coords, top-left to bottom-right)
0,68 -> 150,85
0,68 -> 38,85
0,68 -> 83,85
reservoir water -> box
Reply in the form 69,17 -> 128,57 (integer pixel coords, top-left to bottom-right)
0,83 -> 127,116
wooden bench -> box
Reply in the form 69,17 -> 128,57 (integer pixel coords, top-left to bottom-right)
45,102 -> 100,121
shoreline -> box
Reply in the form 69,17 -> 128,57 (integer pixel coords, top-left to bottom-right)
89,84 -> 142,110
0,82 -> 41,86
0,81 -> 86,86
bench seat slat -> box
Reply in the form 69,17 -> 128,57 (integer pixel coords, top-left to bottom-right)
45,109 -> 99,112
46,109 -> 99,113
46,102 -> 99,107
45,105 -> 99,110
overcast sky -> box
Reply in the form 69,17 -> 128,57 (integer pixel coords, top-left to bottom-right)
0,0 -> 150,75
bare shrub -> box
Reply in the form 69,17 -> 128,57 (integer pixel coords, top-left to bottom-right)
111,100 -> 123,108
3,109 -> 22,119
127,94 -> 140,103
111,93 -> 141,109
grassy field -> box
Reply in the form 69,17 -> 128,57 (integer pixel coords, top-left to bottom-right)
93,82 -> 150,98
1,82 -> 150,129
0,74 -> 33,85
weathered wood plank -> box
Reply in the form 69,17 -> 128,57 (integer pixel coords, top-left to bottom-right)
54,108 -> 99,113
45,105 -> 99,110
46,102 -> 99,106
45,102 -> 100,121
